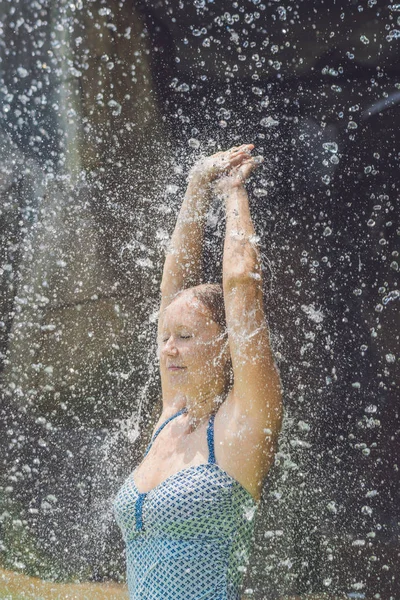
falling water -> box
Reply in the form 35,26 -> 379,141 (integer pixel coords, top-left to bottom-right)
0,1 -> 398,599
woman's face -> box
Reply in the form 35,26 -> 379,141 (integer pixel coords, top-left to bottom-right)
158,292 -> 229,393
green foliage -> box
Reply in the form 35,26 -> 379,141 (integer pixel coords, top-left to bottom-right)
0,492 -> 69,583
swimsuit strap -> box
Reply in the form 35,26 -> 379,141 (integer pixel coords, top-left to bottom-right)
143,407 -> 187,457
207,413 -> 216,465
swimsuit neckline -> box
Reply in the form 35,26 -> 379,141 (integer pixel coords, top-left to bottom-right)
131,407 -> 259,504
131,463 -> 258,504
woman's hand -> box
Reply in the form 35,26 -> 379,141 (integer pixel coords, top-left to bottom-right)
188,144 -> 256,183
214,152 -> 263,196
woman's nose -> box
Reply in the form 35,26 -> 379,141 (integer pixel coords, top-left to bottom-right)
163,337 -> 178,355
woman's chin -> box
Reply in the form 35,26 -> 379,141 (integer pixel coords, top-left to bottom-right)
167,367 -> 188,377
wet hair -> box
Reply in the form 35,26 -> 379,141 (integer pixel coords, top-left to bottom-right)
173,283 -> 227,332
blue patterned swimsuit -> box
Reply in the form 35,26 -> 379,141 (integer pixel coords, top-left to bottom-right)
113,408 -> 258,599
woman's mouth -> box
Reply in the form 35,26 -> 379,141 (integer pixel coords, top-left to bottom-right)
168,366 -> 186,371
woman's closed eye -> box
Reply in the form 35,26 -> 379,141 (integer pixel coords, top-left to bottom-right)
162,334 -> 193,342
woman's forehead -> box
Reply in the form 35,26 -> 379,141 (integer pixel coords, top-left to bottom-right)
162,295 -> 211,326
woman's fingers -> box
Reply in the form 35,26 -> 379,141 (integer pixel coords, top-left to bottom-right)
229,150 -> 255,167
194,145 -> 257,182
229,155 -> 249,168
213,144 -> 255,166
230,144 -> 254,155
214,150 -> 251,173
228,156 -> 263,180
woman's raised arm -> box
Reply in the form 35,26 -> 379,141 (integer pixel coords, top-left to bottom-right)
216,153 -> 283,450
159,170 -> 211,313
158,146 -> 255,316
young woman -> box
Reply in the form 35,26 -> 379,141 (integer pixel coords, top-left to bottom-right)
114,143 -> 283,599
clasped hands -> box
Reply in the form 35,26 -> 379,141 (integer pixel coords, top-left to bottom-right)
189,144 -> 263,194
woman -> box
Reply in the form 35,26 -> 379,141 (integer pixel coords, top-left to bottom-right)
114,143 -> 283,599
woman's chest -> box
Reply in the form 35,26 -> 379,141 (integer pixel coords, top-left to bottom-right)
113,465 -> 237,540
133,423 -> 209,494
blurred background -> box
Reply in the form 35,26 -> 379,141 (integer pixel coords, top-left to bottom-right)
0,0 -> 398,598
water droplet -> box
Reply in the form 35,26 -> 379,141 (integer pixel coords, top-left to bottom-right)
277,6 -> 287,20
387,29 -> 400,41
253,188 -> 268,197
17,67 -> 29,78
322,142 -> 338,153
322,226 -> 332,236
327,501 -> 337,513
361,505 -> 372,516
297,420 -> 311,432
188,138 -> 200,149
301,304 -> 324,323
107,99 -> 121,115
352,539 -> 366,546
360,35 -> 370,44
382,290 -> 399,304
176,83 -> 190,92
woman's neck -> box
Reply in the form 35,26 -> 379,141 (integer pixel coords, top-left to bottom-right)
183,390 -> 225,431
162,382 -> 228,430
